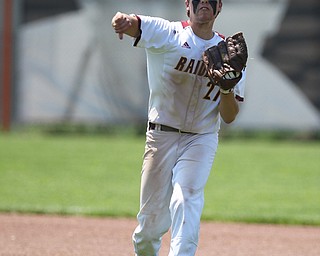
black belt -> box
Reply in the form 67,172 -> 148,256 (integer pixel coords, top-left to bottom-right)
148,122 -> 193,134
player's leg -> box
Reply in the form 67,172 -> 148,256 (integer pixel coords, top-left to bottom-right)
133,131 -> 180,255
169,132 -> 218,256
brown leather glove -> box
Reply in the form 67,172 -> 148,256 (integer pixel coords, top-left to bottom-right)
203,32 -> 248,90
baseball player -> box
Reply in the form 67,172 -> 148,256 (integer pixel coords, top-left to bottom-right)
111,0 -> 247,255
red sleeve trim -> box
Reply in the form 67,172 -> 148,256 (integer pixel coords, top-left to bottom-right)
133,15 -> 142,47
235,95 -> 244,102
215,31 -> 225,39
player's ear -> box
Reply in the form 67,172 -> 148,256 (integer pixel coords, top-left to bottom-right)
185,0 -> 190,17
216,0 -> 222,16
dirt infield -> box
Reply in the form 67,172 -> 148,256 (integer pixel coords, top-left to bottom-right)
0,214 -> 320,256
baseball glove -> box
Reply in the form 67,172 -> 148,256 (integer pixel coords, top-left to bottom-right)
203,32 -> 248,91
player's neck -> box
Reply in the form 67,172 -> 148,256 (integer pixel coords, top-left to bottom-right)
190,21 -> 215,40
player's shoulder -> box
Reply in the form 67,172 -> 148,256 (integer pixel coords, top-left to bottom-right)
164,20 -> 190,37
169,20 -> 189,31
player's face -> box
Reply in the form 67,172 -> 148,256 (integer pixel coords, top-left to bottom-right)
187,0 -> 221,23
193,0 -> 218,15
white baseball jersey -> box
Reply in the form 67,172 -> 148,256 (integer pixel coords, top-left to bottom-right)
133,15 -> 246,134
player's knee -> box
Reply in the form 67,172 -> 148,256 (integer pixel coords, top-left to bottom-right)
171,184 -> 204,208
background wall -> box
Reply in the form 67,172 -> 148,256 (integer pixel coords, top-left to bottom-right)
1,0 -> 320,131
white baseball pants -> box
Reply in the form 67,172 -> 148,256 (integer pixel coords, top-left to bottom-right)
133,130 -> 218,256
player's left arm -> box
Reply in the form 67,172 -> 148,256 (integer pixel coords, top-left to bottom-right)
218,92 -> 239,124
218,68 -> 246,123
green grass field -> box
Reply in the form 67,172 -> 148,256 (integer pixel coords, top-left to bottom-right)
0,131 -> 319,225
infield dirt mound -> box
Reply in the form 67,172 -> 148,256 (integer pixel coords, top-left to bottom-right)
0,214 -> 320,256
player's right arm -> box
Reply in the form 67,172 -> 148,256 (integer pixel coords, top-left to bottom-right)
111,12 -> 140,40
